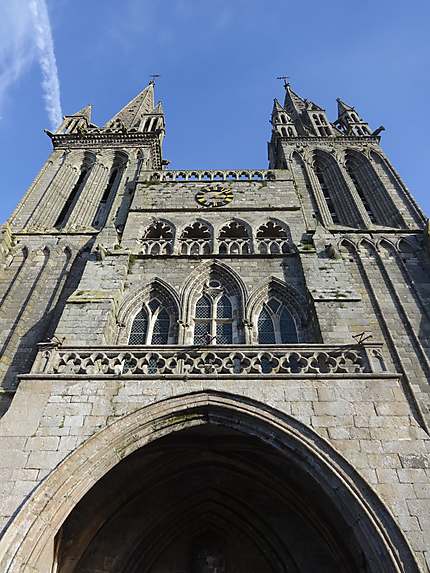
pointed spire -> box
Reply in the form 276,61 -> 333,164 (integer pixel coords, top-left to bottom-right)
105,82 -> 155,129
336,98 -> 354,117
272,98 -> 285,114
73,104 -> 92,122
154,101 -> 164,115
283,83 -> 307,114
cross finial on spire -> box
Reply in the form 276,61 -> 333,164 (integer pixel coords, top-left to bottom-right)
150,74 -> 161,85
277,75 -> 290,87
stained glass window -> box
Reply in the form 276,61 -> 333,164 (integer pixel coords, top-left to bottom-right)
194,320 -> 211,345
217,295 -> 232,318
195,295 -> 211,318
216,322 -> 233,344
151,308 -> 170,344
257,300 -> 298,344
258,307 -> 276,344
280,308 -> 298,343
129,309 -> 148,345
193,292 -> 235,344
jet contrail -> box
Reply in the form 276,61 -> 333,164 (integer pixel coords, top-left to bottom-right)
29,0 -> 62,130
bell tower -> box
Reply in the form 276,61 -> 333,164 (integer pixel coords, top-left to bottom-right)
269,81 -> 425,230
10,81 -> 165,235
0,79 -> 429,573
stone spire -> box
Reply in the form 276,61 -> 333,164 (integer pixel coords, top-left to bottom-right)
271,99 -> 297,138
335,97 -> 371,136
283,83 -> 307,116
73,104 -> 92,122
54,104 -> 93,134
336,98 -> 354,117
105,82 -> 156,130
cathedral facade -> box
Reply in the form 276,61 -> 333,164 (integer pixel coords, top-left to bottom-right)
0,81 -> 429,571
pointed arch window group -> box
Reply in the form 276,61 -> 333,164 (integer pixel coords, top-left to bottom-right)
139,219 -> 293,256
309,150 -> 405,229
127,279 -> 300,346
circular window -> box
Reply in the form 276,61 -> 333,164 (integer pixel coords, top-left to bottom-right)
208,280 -> 221,289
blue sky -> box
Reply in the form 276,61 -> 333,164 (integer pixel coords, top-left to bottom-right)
1,0 -> 429,223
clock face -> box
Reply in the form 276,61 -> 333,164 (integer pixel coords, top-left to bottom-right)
195,185 -> 233,208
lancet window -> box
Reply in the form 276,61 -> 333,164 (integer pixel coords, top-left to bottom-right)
129,298 -> 172,345
345,157 -> 377,224
141,220 -> 174,255
257,298 -> 298,344
313,160 -> 340,224
345,151 -> 403,228
256,221 -> 291,254
92,168 -> 119,228
55,168 -> 89,228
192,280 -> 241,345
180,221 -> 212,255
218,221 -> 251,254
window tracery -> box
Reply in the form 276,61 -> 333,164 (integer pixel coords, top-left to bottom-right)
192,279 -> 240,345
180,221 -> 212,255
256,221 -> 291,254
257,297 -> 298,344
141,220 -> 174,255
218,221 -> 251,254
129,298 -> 172,345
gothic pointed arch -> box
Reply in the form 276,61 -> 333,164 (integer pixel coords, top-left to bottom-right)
181,260 -> 248,344
217,218 -> 253,254
312,149 -> 363,227
345,149 -> 403,228
370,150 -> 425,227
246,277 -> 313,344
0,392 -> 418,573
377,237 -> 398,257
92,150 -> 129,228
116,277 -> 180,344
356,237 -> 378,258
54,151 -> 97,229
179,219 -> 213,255
338,237 -> 358,256
141,218 -> 175,255
256,219 -> 292,254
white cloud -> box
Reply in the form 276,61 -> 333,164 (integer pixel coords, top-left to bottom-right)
29,0 -> 62,130
0,2 -> 34,110
0,0 -> 62,130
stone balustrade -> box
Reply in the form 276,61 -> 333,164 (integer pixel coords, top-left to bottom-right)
32,343 -> 387,377
147,169 -> 276,182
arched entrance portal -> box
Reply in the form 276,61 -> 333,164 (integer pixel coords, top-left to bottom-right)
57,425 -> 352,572
0,392 -> 418,572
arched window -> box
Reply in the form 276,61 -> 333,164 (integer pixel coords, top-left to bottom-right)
180,221 -> 212,255
129,299 -> 173,345
193,291 -> 234,345
280,308 -> 298,342
256,221 -> 291,254
141,220 -> 174,255
345,156 -> 378,224
129,309 -> 148,345
345,151 -> 405,228
92,168 -> 119,227
313,159 -> 340,224
55,169 -> 88,228
257,306 -> 276,343
151,307 -> 170,344
218,221 -> 251,254
257,298 -> 298,344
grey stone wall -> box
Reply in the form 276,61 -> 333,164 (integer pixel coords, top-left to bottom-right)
0,83 -> 429,570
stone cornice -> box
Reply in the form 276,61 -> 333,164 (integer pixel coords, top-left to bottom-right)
278,135 -> 381,145
47,132 -> 163,169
